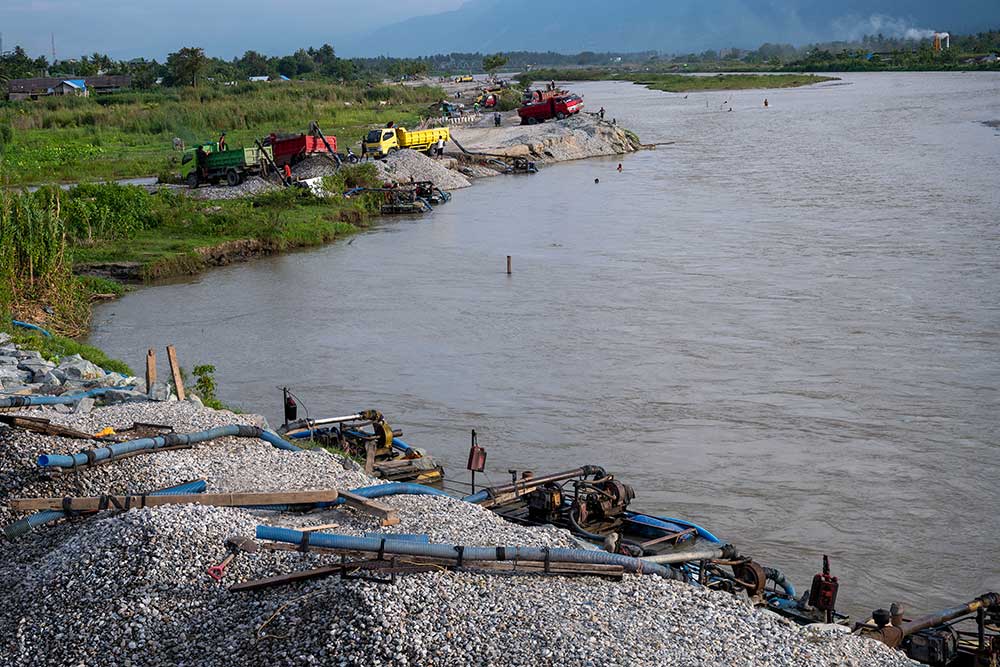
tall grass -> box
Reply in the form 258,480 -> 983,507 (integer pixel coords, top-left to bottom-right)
1,82 -> 443,136
0,189 -> 90,335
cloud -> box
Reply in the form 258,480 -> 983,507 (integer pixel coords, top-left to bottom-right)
832,14 -> 936,42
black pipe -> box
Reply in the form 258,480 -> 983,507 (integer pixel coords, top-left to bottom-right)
476,465 -> 607,501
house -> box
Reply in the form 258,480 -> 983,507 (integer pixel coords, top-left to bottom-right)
54,79 -> 88,97
6,75 -> 131,101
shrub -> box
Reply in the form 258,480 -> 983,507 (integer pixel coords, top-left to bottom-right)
64,183 -> 152,242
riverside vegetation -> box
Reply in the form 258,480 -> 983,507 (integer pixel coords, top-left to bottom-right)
0,81 -> 444,185
0,166 -> 384,337
520,70 -> 836,92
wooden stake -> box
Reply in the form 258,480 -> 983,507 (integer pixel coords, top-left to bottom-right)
145,348 -> 157,397
10,490 -> 340,512
364,441 -> 376,476
165,345 -> 185,401
506,255 -> 512,274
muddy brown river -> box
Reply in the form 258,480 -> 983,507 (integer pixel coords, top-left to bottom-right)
90,73 -> 1000,617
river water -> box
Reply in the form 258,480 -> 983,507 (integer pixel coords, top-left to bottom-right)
90,73 -> 1000,616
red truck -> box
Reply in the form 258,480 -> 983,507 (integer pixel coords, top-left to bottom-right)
517,95 -> 584,125
266,133 -> 338,167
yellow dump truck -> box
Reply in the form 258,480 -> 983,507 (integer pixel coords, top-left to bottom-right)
362,126 -> 451,159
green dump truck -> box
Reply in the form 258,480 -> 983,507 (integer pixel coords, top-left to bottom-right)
181,142 -> 274,188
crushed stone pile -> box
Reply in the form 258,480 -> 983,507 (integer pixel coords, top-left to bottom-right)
373,149 -> 472,190
0,339 -> 917,667
183,176 -> 282,200
453,112 -> 640,164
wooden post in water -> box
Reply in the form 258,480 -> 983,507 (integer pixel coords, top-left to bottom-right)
506,256 -> 512,275
166,345 -> 185,401
145,349 -> 157,397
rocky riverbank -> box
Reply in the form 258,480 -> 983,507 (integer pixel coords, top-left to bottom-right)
0,335 -> 917,667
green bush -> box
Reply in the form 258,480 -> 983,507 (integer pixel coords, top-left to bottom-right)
64,183 -> 152,242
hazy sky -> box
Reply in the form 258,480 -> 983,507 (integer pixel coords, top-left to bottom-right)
2,0 -> 997,61
0,0 -> 464,60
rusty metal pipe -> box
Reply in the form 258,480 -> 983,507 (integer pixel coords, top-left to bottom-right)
900,593 -> 1000,638
465,466 -> 607,503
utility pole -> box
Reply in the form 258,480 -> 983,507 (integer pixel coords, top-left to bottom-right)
51,32 -> 56,63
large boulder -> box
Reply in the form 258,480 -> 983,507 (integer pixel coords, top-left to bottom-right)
18,358 -> 56,382
55,354 -> 105,381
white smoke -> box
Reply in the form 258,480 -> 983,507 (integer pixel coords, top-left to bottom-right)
833,14 -> 937,42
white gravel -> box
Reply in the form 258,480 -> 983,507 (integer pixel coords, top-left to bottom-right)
0,346 -> 916,667
372,149 -> 472,190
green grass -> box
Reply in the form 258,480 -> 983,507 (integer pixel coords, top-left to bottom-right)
0,81 -> 444,185
70,167 -> 382,281
634,73 -> 836,92
525,68 -> 836,92
1,322 -> 133,375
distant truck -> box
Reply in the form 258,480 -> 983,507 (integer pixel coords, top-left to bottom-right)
266,133 -> 338,167
454,75 -> 474,83
362,126 -> 451,159
517,94 -> 584,125
181,142 -> 274,187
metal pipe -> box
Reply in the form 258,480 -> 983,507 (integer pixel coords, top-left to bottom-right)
2,479 -> 207,539
900,593 -> 1000,638
256,525 -> 687,581
37,424 -> 300,469
0,386 -> 133,409
464,465 -> 607,503
642,548 -> 726,564
764,566 -> 796,598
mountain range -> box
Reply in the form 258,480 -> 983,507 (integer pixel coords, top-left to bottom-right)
339,0 -> 1000,56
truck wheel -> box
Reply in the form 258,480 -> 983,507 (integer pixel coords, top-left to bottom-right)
186,172 -> 199,189
556,112 -> 566,120
226,169 -> 240,187
526,117 -> 538,125
388,147 -> 398,155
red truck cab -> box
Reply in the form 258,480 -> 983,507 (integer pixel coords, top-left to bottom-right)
517,95 -> 584,125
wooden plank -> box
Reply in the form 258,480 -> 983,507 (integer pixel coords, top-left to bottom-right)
0,415 -> 99,441
338,489 -> 399,526
229,560 -> 438,592
364,441 -> 375,475
165,345 -> 184,401
145,348 -> 157,397
300,523 -> 340,533
10,489 -> 340,512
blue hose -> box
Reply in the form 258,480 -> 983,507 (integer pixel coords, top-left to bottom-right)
625,512 -> 722,544
0,387 -> 130,409
256,525 -> 686,580
2,479 -> 207,540
391,437 -> 416,455
11,320 -> 51,337
462,489 -> 490,503
37,424 -> 301,469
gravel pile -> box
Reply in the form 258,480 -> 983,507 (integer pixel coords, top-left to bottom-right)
373,149 -> 472,190
0,340 -> 916,667
185,176 -> 282,200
